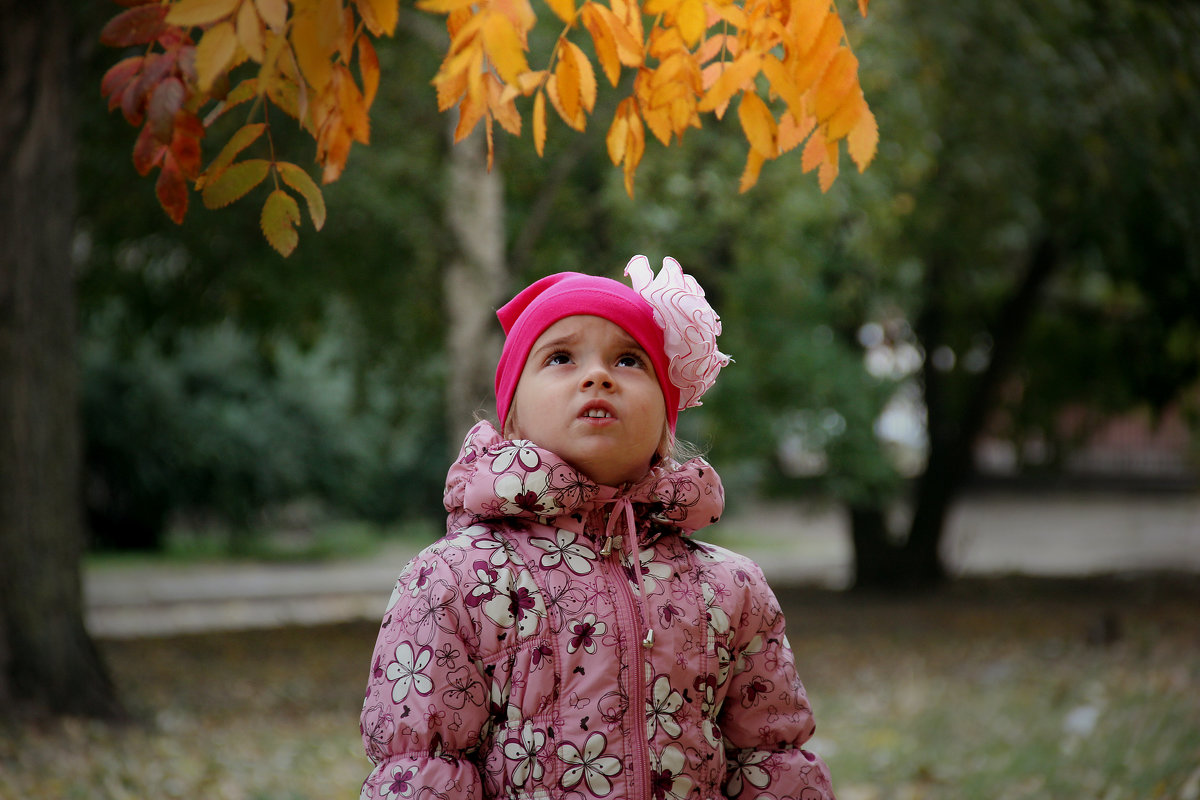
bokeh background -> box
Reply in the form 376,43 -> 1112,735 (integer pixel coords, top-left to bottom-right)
3,0 -> 1199,797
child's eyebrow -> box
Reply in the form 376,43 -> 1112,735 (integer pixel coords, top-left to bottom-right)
532,333 -> 579,356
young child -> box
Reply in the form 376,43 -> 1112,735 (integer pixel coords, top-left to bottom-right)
359,256 -> 836,800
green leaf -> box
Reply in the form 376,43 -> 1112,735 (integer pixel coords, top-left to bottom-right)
275,163 -> 326,230
208,123 -> 267,176
260,189 -> 301,257
201,159 -> 270,209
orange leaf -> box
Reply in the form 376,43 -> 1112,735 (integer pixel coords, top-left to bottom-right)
737,90 -> 777,158
858,0 -> 869,16
291,0 -> 343,91
533,90 -> 547,156
261,189 -> 302,256
609,0 -> 644,47
170,117 -> 204,178
555,42 -> 582,123
697,52 -> 761,115
546,74 -> 586,130
622,108 -> 645,196
800,124 -> 825,172
148,77 -> 186,142
196,21 -> 238,91
778,109 -> 814,153
738,147 -> 765,192
606,98 -> 633,164
785,0 -> 826,56
582,4 -> 621,86
847,104 -> 877,171
357,35 -> 380,108
156,153 -> 190,224
357,0 -> 399,35
418,0 -> 478,12
333,65 -> 370,143
100,5 -> 167,47
812,47 -> 857,122
761,53 -> 803,120
818,138 -> 839,191
453,83 -> 487,142
564,40 -> 596,113
791,11 -> 842,93
824,87 -> 863,141
237,0 -> 266,61
487,73 -> 521,136
201,158 -> 271,208
481,13 -> 529,84
165,0 -> 240,27
255,0 -> 288,31
276,162 -> 327,229
132,122 -> 166,176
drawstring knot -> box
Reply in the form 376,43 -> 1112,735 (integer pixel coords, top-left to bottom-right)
602,496 -> 655,649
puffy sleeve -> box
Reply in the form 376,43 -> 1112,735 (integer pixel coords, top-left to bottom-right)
718,563 -> 836,800
359,549 -> 489,800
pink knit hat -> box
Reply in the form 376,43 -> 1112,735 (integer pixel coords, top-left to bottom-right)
494,272 -> 680,433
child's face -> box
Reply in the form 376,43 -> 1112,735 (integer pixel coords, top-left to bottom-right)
508,315 -> 666,486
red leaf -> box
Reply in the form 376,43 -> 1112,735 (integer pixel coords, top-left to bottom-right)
100,5 -> 168,47
101,57 -> 143,107
170,118 -> 204,179
148,77 -> 187,142
156,154 -> 190,224
132,122 -> 166,176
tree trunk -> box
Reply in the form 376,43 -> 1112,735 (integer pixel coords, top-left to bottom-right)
0,0 -> 123,718
851,239 -> 1059,592
443,124 -> 506,442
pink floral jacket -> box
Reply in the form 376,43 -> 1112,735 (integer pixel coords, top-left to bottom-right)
360,421 -> 835,800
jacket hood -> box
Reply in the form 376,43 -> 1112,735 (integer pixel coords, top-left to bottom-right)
444,421 -> 724,538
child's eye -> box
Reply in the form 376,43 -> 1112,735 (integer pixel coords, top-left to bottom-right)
546,352 -> 572,366
616,353 -> 645,368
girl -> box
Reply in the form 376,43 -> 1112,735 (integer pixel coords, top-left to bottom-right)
359,256 -> 836,800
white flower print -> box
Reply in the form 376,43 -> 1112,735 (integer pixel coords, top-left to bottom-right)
558,732 -> 623,796
726,750 -> 772,796
530,528 -> 598,575
634,548 -> 673,594
386,642 -> 434,703
701,582 -> 731,636
649,744 -> 695,800
378,764 -> 418,799
482,568 -> 546,638
503,721 -> 548,787
491,439 -> 542,472
471,528 -> 524,567
646,675 -> 683,739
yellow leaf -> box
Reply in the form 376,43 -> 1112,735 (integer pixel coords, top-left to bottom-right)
739,147 -> 765,192
676,0 -> 706,47
357,35 -> 380,108
737,90 -> 777,158
357,0 -> 399,35
847,103 -> 877,171
563,40 -> 597,113
761,53 -> 803,119
533,90 -> 547,156
545,0 -> 575,24
711,4 -> 747,29
276,161 -> 327,229
481,13 -> 529,84
333,65 -> 370,143
697,52 -> 761,115
858,0 -> 869,16
606,98 -> 633,164
454,82 -> 487,142
418,0 -> 479,13
255,0 -> 288,31
582,3 -> 621,86
291,0 -> 342,91
493,0 -> 537,33
555,42 -> 582,123
622,107 -> 645,196
790,11 -> 842,92
812,46 -> 857,122
546,74 -> 586,130
196,21 -> 238,92
261,188 -> 301,256
201,158 -> 270,208
166,0 -> 240,27
786,0 -> 826,56
642,99 -> 672,145
237,0 -> 265,61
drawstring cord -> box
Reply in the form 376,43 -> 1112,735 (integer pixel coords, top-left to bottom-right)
602,496 -> 655,648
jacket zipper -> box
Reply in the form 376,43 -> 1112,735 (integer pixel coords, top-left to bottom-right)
601,533 -> 652,797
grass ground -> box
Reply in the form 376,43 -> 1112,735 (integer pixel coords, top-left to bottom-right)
2,575 -> 1198,800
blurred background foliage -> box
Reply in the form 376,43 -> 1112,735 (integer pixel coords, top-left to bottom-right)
75,0 -> 1200,553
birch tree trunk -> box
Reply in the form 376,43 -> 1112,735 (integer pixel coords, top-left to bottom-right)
443,126 -> 506,442
0,0 -> 122,718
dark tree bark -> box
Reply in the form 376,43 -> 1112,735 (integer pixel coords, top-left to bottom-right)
0,0 -> 123,718
851,238 -> 1059,591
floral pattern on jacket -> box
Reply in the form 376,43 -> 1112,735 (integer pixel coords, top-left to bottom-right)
360,421 -> 835,800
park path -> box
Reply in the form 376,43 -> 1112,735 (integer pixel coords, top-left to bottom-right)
84,491 -> 1200,638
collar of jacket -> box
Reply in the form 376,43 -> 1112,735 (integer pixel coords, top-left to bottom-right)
443,421 -> 725,542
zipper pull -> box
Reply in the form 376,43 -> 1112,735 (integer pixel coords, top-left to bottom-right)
600,536 -> 614,556
642,629 -> 655,648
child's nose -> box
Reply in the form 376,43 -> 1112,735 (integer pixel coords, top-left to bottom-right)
581,363 -> 614,390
